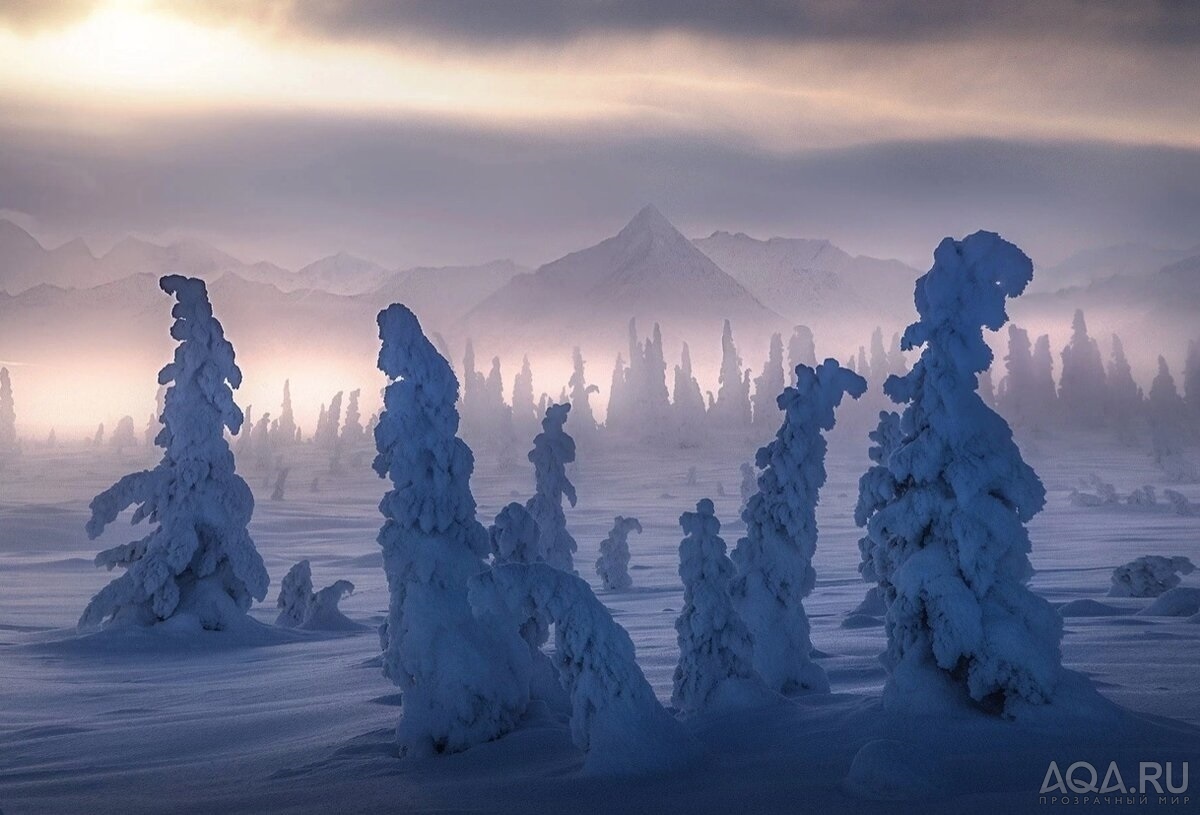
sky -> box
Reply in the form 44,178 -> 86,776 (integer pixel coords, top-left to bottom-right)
0,0 -> 1198,270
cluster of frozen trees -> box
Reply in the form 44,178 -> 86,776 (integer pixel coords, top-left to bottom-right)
993,309 -> 1200,477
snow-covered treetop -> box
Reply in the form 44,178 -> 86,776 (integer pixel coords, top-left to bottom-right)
528,402 -> 577,509
373,303 -> 484,552
893,233 -> 1032,387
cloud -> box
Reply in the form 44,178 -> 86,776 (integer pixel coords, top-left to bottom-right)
2,106 -> 1197,270
168,0 -> 1200,48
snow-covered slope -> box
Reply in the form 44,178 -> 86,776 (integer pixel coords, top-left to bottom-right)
1033,242 -> 1198,294
691,231 -> 918,327
374,259 -> 525,327
293,252 -> 393,296
467,206 -> 782,345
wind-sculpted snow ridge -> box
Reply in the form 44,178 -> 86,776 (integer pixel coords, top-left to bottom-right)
373,303 -> 529,758
595,515 -> 641,591
862,232 -> 1064,717
275,560 -> 359,631
469,562 -> 697,776
525,403 -> 578,573
673,499 -> 767,715
731,359 -> 866,694
80,275 -> 269,632
1109,556 -> 1195,598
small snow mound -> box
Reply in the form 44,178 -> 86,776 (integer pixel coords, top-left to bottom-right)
1058,599 -> 1124,617
1138,587 -> 1200,618
1108,555 -> 1195,598
843,739 -> 939,802
850,586 -> 886,616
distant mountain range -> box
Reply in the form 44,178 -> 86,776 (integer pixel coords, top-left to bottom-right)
466,205 -> 785,346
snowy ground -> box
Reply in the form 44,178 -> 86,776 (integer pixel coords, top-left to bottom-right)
1,428 -> 1198,813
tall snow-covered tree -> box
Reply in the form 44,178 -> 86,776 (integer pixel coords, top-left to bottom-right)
1105,334 -> 1142,434
1147,356 -> 1194,479
568,347 -> 599,435
673,499 -> 762,715
712,319 -> 751,427
469,563 -> 694,776
110,415 -> 137,452
887,332 -> 908,378
998,324 -> 1035,424
1184,340 -> 1200,421
512,354 -> 539,441
751,333 -> 785,429
372,303 -> 528,757
859,232 -> 1063,716
79,276 -> 269,631
525,403 -> 578,573
731,359 -> 866,694
324,391 -> 344,448
606,353 -> 630,432
0,367 -> 17,457
341,388 -> 364,445
869,328 -> 888,383
276,379 -> 297,445
595,515 -> 641,591
672,342 -> 706,446
787,325 -> 816,378
1031,334 -> 1058,421
1059,309 -> 1106,426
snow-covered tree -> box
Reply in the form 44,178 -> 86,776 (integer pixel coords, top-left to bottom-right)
711,320 -> 751,427
489,502 -> 542,568
595,516 -> 642,591
276,379 -> 297,445
869,328 -> 888,384
1105,334 -> 1142,438
860,232 -> 1063,717
271,467 -> 288,501
855,410 -> 903,590
1031,334 -> 1058,421
673,499 -> 763,715
512,354 -> 539,441
1185,340 -> 1200,421
1059,309 -> 1106,426
79,276 -> 269,631
525,403 -> 578,573
751,333 -> 785,429
1148,356 -> 1195,480
372,303 -> 528,757
998,324 -> 1035,424
672,342 -> 706,446
469,563 -> 694,776
1109,556 -> 1195,598
341,388 -> 364,446
0,367 -> 17,458
276,560 -> 315,627
110,415 -> 137,452
788,325 -> 816,377
275,559 -> 356,630
568,347 -> 599,436
323,391 -> 344,448
731,359 -> 866,694
606,352 -> 630,432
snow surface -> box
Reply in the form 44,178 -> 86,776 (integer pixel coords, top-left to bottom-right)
1,427 -> 1199,813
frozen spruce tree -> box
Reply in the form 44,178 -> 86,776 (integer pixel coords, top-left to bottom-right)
673,499 -> 763,715
275,560 -> 315,627
525,403 -> 578,573
110,415 -> 137,452
855,410 -> 903,591
998,324 -> 1035,424
672,342 -> 707,446
0,367 -> 16,458
712,319 -> 751,427
751,333 -> 785,429
595,515 -> 642,591
568,346 -> 599,435
511,354 -> 539,440
1031,334 -> 1058,420
469,563 -> 694,776
862,232 -> 1064,716
275,559 -> 357,630
1185,340 -> 1200,420
276,379 -> 297,445
341,388 -> 364,446
1148,356 -> 1196,480
80,276 -> 268,631
1059,309 -> 1107,426
731,359 -> 866,694
372,303 -> 528,757
787,325 -> 817,378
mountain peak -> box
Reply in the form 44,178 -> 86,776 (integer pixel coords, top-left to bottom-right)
621,204 -> 678,239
